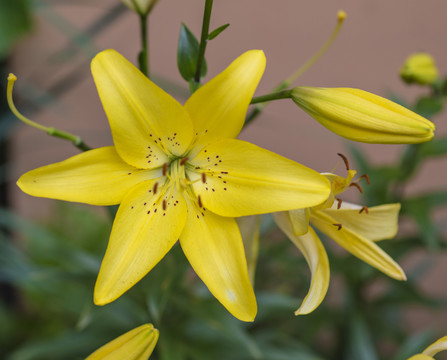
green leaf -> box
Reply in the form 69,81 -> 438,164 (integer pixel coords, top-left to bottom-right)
208,24 -> 230,40
0,0 -> 33,59
177,23 -> 207,82
346,313 -> 379,360
413,96 -> 444,118
419,136 -> 447,158
391,330 -> 435,360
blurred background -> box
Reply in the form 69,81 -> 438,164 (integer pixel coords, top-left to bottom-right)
2,1 -> 447,359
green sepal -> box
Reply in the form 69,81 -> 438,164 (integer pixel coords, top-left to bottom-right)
208,24 -> 230,40
177,23 -> 207,82
413,96 -> 444,118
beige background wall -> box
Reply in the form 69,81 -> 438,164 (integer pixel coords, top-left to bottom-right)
8,0 -> 447,333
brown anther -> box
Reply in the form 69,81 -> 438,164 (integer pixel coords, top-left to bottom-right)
198,195 -> 203,208
201,172 -> 207,183
162,163 -> 168,176
337,153 -> 350,170
180,157 -> 189,166
349,182 -> 363,193
359,174 -> 370,185
359,205 -> 369,214
333,223 -> 343,231
153,182 -> 159,194
163,199 -> 167,210
336,198 -> 343,209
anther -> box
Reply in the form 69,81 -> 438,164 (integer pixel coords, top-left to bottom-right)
333,223 -> 343,231
337,153 -> 350,170
201,172 -> 207,183
180,157 -> 189,166
153,182 -> 159,194
359,174 -> 370,185
359,205 -> 369,214
349,182 -> 363,193
336,198 -> 343,209
162,163 -> 168,176
163,200 -> 167,210
198,195 -> 203,208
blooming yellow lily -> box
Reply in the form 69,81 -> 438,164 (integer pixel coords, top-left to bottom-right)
86,323 -> 158,360
407,335 -> 447,360
273,168 -> 405,315
17,49 -> 331,321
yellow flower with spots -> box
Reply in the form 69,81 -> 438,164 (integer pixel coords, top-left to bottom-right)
86,323 -> 158,360
17,49 -> 330,321
274,165 -> 405,315
407,335 -> 447,360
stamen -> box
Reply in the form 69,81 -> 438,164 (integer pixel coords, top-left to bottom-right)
358,174 -> 370,185
198,195 -> 203,208
201,172 -> 207,183
153,182 -> 159,194
162,163 -> 168,176
336,198 -> 343,209
359,205 -> 369,214
333,223 -> 343,231
180,157 -> 189,166
349,182 -> 363,193
163,199 -> 167,210
337,153 -> 350,170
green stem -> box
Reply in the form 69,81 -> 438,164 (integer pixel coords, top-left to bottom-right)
7,74 -> 91,152
194,0 -> 213,84
139,14 -> 149,77
245,90 -> 293,126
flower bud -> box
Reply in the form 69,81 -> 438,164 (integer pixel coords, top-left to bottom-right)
86,324 -> 158,360
400,53 -> 439,85
291,86 -> 435,144
121,0 -> 159,15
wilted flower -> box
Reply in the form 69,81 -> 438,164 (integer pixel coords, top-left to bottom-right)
291,86 -> 435,144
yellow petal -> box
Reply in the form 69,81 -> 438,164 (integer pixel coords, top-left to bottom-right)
17,147 -> 158,206
322,169 -> 357,196
179,200 -> 256,322
288,208 -> 310,236
86,324 -> 158,360
292,87 -> 435,144
407,355 -> 434,360
310,211 -> 406,280
273,212 -> 330,315
322,202 -> 401,241
94,181 -> 187,305
189,139 -> 331,217
236,215 -> 261,286
91,49 -> 194,168
185,50 -> 266,154
400,53 -> 439,85
423,335 -> 447,357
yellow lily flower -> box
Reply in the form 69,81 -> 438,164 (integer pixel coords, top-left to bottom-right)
400,53 -> 439,86
407,335 -> 447,360
273,168 -> 405,315
291,86 -> 435,144
17,49 -> 331,321
86,323 -> 158,360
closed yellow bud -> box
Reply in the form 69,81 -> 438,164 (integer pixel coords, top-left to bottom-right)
121,0 -> 159,15
400,53 -> 439,85
291,86 -> 435,144
86,324 -> 159,360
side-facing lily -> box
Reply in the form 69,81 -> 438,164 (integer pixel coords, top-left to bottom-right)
17,49 -> 331,321
274,167 -> 405,315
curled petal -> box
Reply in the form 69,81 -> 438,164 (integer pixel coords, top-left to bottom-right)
273,212 -> 330,315
423,335 -> 447,357
17,146 -> 159,206
189,139 -> 330,217
94,181 -> 187,305
180,200 -> 256,322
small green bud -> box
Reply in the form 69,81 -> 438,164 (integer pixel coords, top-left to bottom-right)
291,86 -> 435,144
121,0 -> 159,16
400,53 -> 439,85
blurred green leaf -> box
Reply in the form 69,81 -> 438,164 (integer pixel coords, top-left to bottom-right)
419,136 -> 447,158
391,329 -> 435,360
413,96 -> 444,118
177,23 -> 207,82
208,24 -> 230,40
345,313 -> 379,360
0,0 -> 33,59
